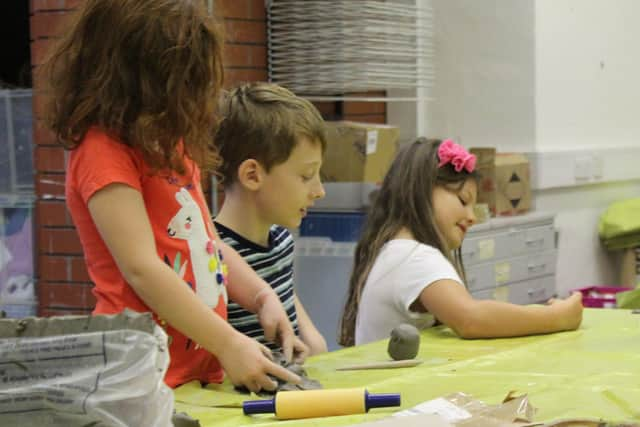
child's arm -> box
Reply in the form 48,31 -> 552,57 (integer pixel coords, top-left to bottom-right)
294,295 -> 328,355
88,184 -> 299,392
418,279 -> 583,338
217,239 -> 302,361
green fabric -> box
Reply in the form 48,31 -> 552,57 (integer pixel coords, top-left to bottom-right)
598,197 -> 640,240
174,309 -> 640,426
601,233 -> 640,251
616,285 -> 640,309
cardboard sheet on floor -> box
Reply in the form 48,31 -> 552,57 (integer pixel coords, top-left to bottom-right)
174,309 -> 640,426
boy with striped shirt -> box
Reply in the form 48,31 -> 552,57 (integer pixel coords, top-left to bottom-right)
213,82 -> 328,356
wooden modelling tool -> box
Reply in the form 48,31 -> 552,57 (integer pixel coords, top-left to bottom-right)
336,359 -> 423,371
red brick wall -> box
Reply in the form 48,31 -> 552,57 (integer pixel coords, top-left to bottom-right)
217,0 -> 269,85
340,91 -> 388,124
31,0 -> 385,316
31,0 -> 92,316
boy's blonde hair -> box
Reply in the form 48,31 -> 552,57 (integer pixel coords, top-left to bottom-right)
214,82 -> 326,187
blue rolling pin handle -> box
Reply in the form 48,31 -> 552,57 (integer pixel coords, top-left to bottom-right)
243,398 -> 275,415
365,390 -> 401,411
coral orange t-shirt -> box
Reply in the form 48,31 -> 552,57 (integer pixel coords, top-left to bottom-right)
65,128 -> 228,387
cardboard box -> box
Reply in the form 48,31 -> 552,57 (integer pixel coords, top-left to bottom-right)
321,121 -> 399,184
469,149 -> 531,217
470,148 -> 496,216
495,153 -> 531,216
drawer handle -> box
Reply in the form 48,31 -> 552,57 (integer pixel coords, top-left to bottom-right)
527,263 -> 546,271
525,237 -> 545,246
527,288 -> 546,300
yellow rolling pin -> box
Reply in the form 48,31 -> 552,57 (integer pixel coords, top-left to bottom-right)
242,387 -> 401,420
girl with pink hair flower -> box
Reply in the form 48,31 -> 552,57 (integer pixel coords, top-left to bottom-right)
339,138 -> 583,346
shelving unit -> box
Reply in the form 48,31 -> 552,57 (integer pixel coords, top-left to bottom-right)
266,0 -> 433,140
463,212 -> 557,304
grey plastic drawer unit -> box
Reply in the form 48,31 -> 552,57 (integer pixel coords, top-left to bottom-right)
471,275 -> 556,305
462,212 -> 557,304
466,251 -> 557,292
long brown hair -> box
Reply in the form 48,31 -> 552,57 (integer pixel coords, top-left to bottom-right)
214,82 -> 327,187
339,138 -> 478,346
43,0 -> 224,174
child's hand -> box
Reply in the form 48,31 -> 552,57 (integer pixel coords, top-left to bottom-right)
292,336 -> 310,364
256,291 -> 298,362
218,332 -> 301,393
548,292 -> 583,331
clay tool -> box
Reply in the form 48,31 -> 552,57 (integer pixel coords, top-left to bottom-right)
336,359 -> 423,371
242,387 -> 401,420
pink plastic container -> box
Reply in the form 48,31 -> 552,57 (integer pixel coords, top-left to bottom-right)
571,286 -> 633,308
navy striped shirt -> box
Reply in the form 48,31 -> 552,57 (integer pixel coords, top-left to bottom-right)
214,222 -> 299,350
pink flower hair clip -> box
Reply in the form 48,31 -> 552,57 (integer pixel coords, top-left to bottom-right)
437,139 -> 476,173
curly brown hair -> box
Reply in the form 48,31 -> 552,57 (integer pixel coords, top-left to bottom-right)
43,0 -> 224,175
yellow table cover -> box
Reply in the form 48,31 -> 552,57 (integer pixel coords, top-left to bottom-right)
174,308 -> 640,426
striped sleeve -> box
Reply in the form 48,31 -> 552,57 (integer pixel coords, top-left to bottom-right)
215,223 -> 299,350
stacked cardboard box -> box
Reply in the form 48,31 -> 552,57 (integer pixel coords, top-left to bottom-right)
317,121 -> 399,210
321,121 -> 399,184
470,148 -> 531,217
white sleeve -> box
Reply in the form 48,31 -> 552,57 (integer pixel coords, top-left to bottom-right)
394,244 -> 464,313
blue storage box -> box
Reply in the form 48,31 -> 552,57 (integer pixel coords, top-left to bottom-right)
299,211 -> 366,242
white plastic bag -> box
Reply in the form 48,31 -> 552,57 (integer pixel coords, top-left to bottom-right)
0,311 -> 174,426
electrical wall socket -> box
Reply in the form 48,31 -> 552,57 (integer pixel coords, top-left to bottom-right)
573,154 -> 604,183
591,155 -> 604,179
574,155 -> 592,181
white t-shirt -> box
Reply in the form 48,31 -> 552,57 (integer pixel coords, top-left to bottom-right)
355,239 -> 464,345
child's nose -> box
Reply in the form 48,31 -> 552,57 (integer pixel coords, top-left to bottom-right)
313,181 -> 326,199
467,205 -> 477,225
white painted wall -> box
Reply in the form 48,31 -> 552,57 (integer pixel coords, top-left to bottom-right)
388,0 -> 640,295
535,0 -> 640,293
536,0 -> 640,150
428,0 -> 535,152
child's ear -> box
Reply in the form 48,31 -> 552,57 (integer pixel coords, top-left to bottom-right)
237,159 -> 264,191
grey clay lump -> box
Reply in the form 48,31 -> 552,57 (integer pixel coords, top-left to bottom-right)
387,323 -> 420,360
